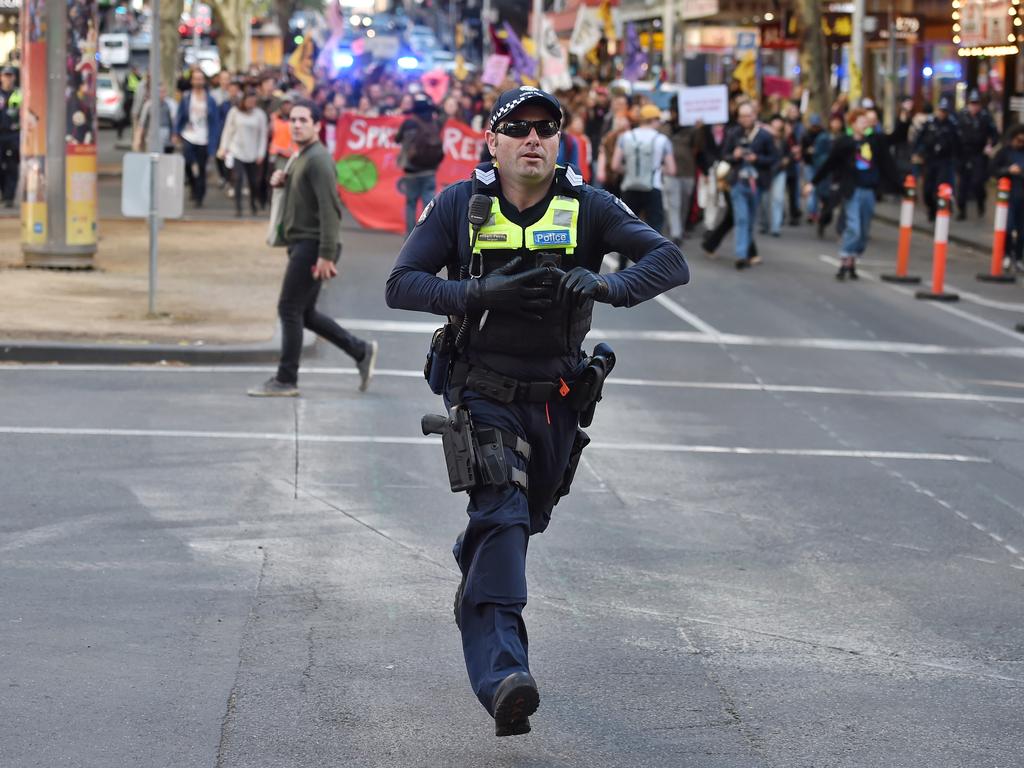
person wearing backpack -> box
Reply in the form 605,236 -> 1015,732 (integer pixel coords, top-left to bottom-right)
396,94 -> 445,235
611,103 -> 676,239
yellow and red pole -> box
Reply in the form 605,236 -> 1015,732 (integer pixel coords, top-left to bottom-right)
916,183 -> 960,301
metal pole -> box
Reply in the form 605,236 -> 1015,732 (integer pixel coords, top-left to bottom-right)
533,0 -> 543,82
852,0 -> 865,103
885,4 -> 897,133
664,0 -> 674,81
148,0 -> 162,315
45,0 -> 67,252
482,0 -> 492,58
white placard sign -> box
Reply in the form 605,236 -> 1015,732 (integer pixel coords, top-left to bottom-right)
676,85 -> 729,126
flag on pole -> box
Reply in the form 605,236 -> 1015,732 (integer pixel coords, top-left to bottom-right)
540,14 -> 572,92
622,23 -> 646,81
570,5 -> 604,57
503,22 -> 537,81
289,36 -> 315,92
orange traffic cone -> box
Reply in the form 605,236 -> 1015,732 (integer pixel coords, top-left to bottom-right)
977,177 -> 1016,283
882,175 -> 922,284
916,183 -> 960,301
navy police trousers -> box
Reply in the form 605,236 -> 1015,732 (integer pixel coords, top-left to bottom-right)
448,387 -> 579,713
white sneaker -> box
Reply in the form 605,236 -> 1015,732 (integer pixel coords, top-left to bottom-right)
357,340 -> 378,393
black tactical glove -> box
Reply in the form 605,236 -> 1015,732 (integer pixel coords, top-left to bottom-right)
556,266 -> 610,308
465,256 -> 556,321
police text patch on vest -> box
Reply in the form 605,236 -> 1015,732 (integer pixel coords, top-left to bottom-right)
532,230 -> 572,247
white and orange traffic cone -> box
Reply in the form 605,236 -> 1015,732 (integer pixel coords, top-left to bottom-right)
882,175 -> 921,284
977,177 -> 1016,284
916,183 -> 959,302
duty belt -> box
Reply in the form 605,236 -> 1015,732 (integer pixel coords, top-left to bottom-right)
451,361 -> 567,404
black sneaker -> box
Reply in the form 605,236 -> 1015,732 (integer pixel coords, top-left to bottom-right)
357,340 -> 379,393
247,377 -> 299,397
848,263 -> 859,280
492,672 -> 539,738
836,265 -> 848,281
735,258 -> 749,270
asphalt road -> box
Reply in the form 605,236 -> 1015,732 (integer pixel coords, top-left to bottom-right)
3,213 -> 1024,768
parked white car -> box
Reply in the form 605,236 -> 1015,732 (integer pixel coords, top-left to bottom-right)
96,73 -> 126,125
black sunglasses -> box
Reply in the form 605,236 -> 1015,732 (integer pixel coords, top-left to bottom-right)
494,119 -> 560,139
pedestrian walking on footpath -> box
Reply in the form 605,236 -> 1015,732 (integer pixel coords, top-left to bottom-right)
248,99 -> 378,397
721,102 -> 779,269
808,107 -> 901,280
395,94 -> 444,235
173,69 -> 221,209
991,124 -> 1024,272
0,66 -> 21,208
956,90 -> 999,220
385,85 -> 689,738
913,97 -> 958,222
216,89 -> 267,217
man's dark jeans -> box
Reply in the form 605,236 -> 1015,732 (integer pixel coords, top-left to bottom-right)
276,239 -> 366,384
182,140 -> 209,205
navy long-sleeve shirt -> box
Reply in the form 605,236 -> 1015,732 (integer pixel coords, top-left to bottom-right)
385,164 -> 690,379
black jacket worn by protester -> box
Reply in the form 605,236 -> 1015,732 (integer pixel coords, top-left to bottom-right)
811,132 -> 901,201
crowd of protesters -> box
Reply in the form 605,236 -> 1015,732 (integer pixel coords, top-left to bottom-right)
121,61 -> 1024,274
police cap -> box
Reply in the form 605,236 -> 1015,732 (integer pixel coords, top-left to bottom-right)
937,97 -> 952,112
489,86 -> 562,130
968,89 -> 981,103
0,66 -> 15,76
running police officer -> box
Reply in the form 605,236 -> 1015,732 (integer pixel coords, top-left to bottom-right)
913,97 -> 959,221
0,66 -> 21,208
956,89 -> 999,220
385,86 -> 690,737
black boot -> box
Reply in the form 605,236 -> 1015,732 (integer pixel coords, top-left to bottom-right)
836,264 -> 847,280
492,672 -> 539,737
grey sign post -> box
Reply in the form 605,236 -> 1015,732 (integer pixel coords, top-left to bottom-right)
148,0 -> 162,315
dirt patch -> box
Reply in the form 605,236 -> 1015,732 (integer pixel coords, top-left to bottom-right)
0,218 -> 285,344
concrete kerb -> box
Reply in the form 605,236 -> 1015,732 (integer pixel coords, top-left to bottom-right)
874,208 -> 992,253
0,327 -> 316,364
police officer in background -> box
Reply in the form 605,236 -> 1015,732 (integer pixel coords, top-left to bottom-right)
385,85 -> 689,737
0,66 -> 21,208
956,89 -> 999,220
913,97 -> 959,221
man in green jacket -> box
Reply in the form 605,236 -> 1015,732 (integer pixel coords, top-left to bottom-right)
248,99 -> 379,397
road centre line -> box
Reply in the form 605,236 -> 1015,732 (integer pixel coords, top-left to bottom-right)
0,426 -> 990,463
599,254 -> 722,335
817,254 -> 1024,344
334,317 -> 1024,357
5,364 -> 1024,407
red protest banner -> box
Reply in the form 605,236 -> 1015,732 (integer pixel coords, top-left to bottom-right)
333,114 -> 486,234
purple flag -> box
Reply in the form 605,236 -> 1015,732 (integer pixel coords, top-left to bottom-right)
622,23 -> 647,81
503,22 -> 537,81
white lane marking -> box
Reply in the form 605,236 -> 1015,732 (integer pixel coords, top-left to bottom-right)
818,254 -> 1024,344
881,465 -> 1024,567
601,254 -> 722,335
0,426 -> 990,463
339,317 -> 1024,357
6,364 -> 1024,407
942,282 -> 1024,312
969,379 -> 1024,391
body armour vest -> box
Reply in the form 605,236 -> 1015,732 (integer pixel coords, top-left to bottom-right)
466,188 -> 592,358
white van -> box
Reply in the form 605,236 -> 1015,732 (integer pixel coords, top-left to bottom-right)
98,33 -> 131,68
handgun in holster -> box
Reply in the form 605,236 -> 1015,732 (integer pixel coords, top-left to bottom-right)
568,342 -> 616,428
422,405 -> 478,492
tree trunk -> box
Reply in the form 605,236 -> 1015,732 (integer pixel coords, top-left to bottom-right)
160,0 -> 185,88
275,0 -> 296,59
795,0 -> 830,120
209,0 -> 248,72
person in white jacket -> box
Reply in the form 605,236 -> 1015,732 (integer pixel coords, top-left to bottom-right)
217,90 -> 268,216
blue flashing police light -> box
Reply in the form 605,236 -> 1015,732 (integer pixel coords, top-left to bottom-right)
333,51 -> 354,69
922,65 -> 934,78
397,56 -> 419,70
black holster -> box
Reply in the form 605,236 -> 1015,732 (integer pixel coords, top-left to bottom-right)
567,343 -> 616,427
422,406 -> 530,494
